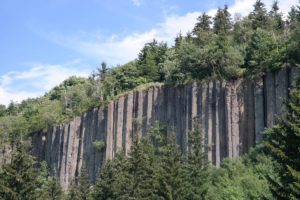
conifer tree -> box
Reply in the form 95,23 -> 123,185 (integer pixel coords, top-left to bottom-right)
178,120 -> 210,199
157,133 -> 184,200
0,143 -> 42,200
264,85 -> 300,199
286,2 -> 300,65
126,135 -> 163,199
249,0 -> 268,30
269,1 -> 284,32
93,152 -> 132,200
39,177 -> 65,200
68,165 -> 92,200
35,161 -> 65,200
213,5 -> 232,35
193,13 -> 212,34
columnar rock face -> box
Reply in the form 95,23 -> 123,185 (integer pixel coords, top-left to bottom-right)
32,68 -> 300,190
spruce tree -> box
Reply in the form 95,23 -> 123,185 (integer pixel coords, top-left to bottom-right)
34,161 -> 65,200
264,85 -> 300,199
93,152 -> 132,200
68,165 -> 92,200
127,135 -> 163,200
39,177 -> 65,200
249,0 -> 268,30
287,3 -> 300,65
269,1 -> 284,32
178,120 -> 210,199
213,5 -> 232,35
0,143 -> 42,200
193,13 -> 212,34
157,133 -> 184,200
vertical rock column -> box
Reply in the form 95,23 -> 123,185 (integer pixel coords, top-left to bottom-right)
254,77 -> 264,142
105,102 -> 114,160
213,81 -> 221,167
231,80 -> 241,158
275,69 -> 288,121
265,72 -> 276,127
124,92 -> 133,156
115,97 -> 124,152
225,83 -> 232,158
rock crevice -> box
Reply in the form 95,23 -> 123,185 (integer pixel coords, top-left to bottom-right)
31,68 -> 300,190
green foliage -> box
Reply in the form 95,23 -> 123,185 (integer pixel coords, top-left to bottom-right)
1,0 -> 300,145
0,143 -> 65,200
37,177 -> 65,200
244,28 -> 283,74
92,140 -> 106,151
193,12 -> 212,34
137,39 -> 168,82
177,120 -> 210,199
206,157 -> 272,200
263,85 -> 300,199
213,5 -> 232,35
68,166 -> 92,200
249,0 -> 268,30
0,2 -> 300,200
93,152 -> 132,200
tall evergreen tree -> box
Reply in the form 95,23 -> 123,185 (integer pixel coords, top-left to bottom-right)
249,0 -> 268,30
193,13 -> 212,34
264,85 -> 300,199
0,144 -> 42,200
213,5 -> 232,34
157,133 -> 184,200
93,152 -> 132,200
137,39 -> 168,82
68,165 -> 92,200
286,2 -> 300,65
126,135 -> 163,199
178,120 -> 210,199
269,1 -> 284,32
39,177 -> 65,200
244,28 -> 279,74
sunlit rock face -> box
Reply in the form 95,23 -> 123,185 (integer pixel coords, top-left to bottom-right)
31,67 -> 300,190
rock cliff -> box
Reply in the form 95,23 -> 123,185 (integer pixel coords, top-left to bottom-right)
32,67 -> 300,190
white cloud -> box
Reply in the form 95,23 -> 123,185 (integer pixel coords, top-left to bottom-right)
42,0 -> 296,67
0,61 -> 91,106
132,0 -> 142,7
227,0 -> 297,18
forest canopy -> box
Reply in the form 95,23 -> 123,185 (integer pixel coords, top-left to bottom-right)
0,1 -> 300,199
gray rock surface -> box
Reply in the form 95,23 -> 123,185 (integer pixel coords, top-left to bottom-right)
30,68 -> 300,190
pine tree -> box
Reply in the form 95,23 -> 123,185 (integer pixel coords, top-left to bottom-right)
0,143 -> 42,200
287,6 -> 299,30
39,177 -> 65,200
157,133 -> 184,200
137,39 -> 168,82
68,165 -> 92,200
286,3 -> 300,65
249,0 -> 268,30
213,5 -> 232,35
264,85 -> 300,199
35,161 -> 65,200
269,1 -> 284,32
93,152 -> 132,200
193,13 -> 212,34
244,28 -> 278,74
178,120 -> 210,199
127,135 -> 163,199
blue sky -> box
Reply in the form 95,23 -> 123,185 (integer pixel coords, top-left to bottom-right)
0,0 -> 297,105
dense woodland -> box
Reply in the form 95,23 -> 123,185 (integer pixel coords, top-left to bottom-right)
0,0 -> 300,199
